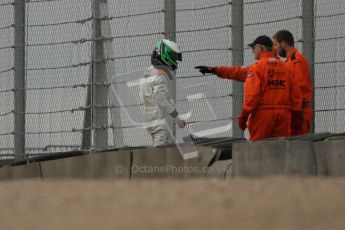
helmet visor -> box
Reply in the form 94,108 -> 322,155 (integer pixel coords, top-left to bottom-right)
168,49 -> 182,62
162,43 -> 182,62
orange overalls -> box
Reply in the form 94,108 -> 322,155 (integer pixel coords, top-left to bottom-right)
285,48 -> 313,135
242,52 -> 301,141
214,65 -> 248,82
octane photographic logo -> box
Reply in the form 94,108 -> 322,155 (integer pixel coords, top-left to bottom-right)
109,69 -> 231,160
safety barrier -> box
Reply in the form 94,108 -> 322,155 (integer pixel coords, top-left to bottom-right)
313,136 -> 345,176
232,140 -> 317,177
0,146 -> 217,180
0,163 -> 41,180
131,146 -> 216,178
40,150 -> 131,179
1,137 -> 345,180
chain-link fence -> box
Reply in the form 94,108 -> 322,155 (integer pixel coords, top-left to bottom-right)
0,0 -> 15,158
314,0 -> 345,133
0,0 -> 344,158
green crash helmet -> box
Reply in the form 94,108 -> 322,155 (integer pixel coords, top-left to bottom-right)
154,39 -> 182,70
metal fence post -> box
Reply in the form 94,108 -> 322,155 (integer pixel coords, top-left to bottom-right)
14,0 -> 26,159
231,0 -> 244,138
83,0 -> 108,151
302,0 -> 315,133
99,0 -> 123,148
164,0 -> 176,138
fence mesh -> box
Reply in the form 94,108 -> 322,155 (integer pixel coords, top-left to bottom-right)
106,0 -> 165,148
24,0 -> 92,156
243,0 -> 303,65
314,0 -> 345,133
0,1 -> 14,157
0,0 -> 344,157
176,0 -> 233,141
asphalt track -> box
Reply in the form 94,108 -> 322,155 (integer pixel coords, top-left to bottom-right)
1,178 -> 344,230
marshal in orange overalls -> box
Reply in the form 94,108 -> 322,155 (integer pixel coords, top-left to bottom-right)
214,58 -> 305,137
285,47 -> 313,135
240,52 -> 302,141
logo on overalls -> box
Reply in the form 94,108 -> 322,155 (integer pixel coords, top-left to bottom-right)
268,80 -> 286,88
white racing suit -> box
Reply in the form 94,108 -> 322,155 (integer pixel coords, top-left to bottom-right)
139,65 -> 180,147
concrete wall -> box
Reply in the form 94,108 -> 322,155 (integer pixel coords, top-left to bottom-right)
131,146 -> 216,178
313,137 -> 345,176
231,138 -> 345,177
40,151 -> 131,179
207,160 -> 232,179
0,146 -> 217,180
1,138 -> 345,180
232,140 -> 317,177
0,163 -> 41,180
